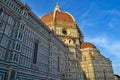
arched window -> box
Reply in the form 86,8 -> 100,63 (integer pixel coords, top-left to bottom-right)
62,29 -> 67,35
69,40 -> 71,43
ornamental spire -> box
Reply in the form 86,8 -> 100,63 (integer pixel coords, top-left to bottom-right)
54,3 -> 61,12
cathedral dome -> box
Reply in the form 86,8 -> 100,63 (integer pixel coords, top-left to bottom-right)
40,3 -> 77,28
80,42 -> 96,49
40,3 -> 84,44
41,11 -> 75,23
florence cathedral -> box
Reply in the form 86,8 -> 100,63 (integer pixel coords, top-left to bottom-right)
0,0 -> 115,80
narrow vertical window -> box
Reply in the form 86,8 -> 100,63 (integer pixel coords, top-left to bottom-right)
19,23 -> 25,31
17,31 -> 23,41
10,70 -> 16,80
0,23 -> 2,32
33,41 -> 38,64
58,56 -> 60,72
13,52 -> 19,62
3,13 -> 8,22
0,8 -> 3,16
15,42 -> 21,51
4,25 -> 12,37
0,74 -> 3,80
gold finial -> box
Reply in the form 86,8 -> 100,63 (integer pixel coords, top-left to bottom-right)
54,2 -> 61,12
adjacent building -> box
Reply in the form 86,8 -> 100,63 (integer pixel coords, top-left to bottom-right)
0,0 -> 115,80
114,75 -> 120,80
80,42 -> 114,80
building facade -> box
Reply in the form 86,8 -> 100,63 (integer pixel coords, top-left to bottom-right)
0,0 -> 68,80
0,0 -> 115,80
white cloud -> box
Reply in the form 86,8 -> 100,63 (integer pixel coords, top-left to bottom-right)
108,17 -> 120,30
103,9 -> 120,30
85,35 -> 120,57
104,9 -> 120,17
80,2 -> 94,19
80,20 -> 95,29
113,64 -> 120,75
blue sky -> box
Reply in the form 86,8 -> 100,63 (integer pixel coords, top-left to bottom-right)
22,0 -> 120,75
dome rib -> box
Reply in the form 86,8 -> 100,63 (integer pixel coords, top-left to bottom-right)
41,12 -> 53,23
41,11 -> 75,23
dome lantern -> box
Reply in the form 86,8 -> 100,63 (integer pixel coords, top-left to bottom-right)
54,3 -> 61,12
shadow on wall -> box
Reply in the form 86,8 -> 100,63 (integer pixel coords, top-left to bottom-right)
83,71 -> 90,80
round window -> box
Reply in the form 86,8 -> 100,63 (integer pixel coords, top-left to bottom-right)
62,29 -> 67,35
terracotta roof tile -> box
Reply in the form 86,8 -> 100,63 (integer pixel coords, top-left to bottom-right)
41,11 -> 75,23
41,12 -> 53,23
80,42 -> 96,49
